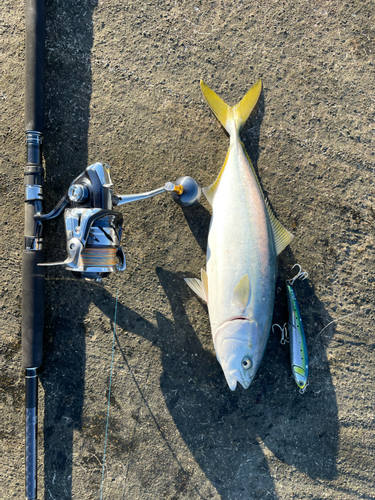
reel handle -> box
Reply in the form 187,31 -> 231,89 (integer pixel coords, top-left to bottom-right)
114,176 -> 201,207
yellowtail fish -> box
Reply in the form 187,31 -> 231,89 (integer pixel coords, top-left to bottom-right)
185,80 -> 294,390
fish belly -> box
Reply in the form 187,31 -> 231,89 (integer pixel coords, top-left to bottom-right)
206,141 -> 277,340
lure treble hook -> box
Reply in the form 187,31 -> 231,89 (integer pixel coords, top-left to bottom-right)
286,263 -> 309,286
272,323 -> 288,345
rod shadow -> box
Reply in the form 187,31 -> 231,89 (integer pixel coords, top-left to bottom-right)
40,0 -> 97,498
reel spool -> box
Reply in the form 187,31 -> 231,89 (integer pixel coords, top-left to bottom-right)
36,163 -> 201,281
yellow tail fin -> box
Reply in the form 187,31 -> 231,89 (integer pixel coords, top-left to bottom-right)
200,79 -> 262,135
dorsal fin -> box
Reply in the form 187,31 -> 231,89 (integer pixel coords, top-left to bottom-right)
240,141 -> 294,255
265,199 -> 294,255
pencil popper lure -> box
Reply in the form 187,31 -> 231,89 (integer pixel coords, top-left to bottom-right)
273,264 -> 309,393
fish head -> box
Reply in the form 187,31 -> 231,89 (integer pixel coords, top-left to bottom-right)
214,318 -> 261,391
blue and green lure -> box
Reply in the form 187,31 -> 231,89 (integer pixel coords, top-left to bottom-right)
274,264 -> 309,393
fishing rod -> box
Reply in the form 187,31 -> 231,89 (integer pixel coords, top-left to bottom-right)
22,3 -> 201,497
23,0 -> 46,498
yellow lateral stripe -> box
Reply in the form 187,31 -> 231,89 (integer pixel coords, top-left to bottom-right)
202,147 -> 230,206
240,140 -> 264,196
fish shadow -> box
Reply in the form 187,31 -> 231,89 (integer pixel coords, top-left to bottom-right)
92,274 -> 278,500
39,253 -> 339,500
151,265 -> 339,499
181,202 -> 211,253
241,89 -> 265,176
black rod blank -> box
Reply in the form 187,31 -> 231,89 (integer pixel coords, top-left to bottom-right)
23,1 -> 47,498
25,0 -> 46,133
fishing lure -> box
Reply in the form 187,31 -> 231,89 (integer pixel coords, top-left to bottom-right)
274,264 -> 309,392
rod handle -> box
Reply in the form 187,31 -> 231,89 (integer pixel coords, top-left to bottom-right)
22,250 -> 45,369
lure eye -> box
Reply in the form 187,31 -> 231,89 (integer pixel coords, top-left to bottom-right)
241,356 -> 252,370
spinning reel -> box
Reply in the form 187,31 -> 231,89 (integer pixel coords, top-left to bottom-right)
36,163 -> 201,281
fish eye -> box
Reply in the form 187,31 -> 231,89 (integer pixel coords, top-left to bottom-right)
241,356 -> 252,370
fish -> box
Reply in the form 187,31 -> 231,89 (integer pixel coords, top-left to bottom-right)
185,79 -> 294,391
286,282 -> 309,391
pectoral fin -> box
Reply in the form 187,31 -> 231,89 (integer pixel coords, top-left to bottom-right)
231,274 -> 250,312
185,268 -> 209,303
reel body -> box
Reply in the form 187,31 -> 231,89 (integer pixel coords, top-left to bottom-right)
36,162 -> 200,281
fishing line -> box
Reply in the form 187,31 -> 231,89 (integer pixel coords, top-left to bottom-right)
314,305 -> 375,345
114,334 -> 207,500
100,279 -> 119,500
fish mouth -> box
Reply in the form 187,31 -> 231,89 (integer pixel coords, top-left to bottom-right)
225,374 -> 238,391
225,369 -> 253,391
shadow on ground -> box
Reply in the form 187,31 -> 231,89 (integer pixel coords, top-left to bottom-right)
40,259 -> 339,500
40,0 -> 97,498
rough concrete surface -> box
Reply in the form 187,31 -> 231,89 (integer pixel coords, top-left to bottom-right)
1,0 -> 375,499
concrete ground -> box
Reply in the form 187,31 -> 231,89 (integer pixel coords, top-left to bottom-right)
1,0 -> 375,498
